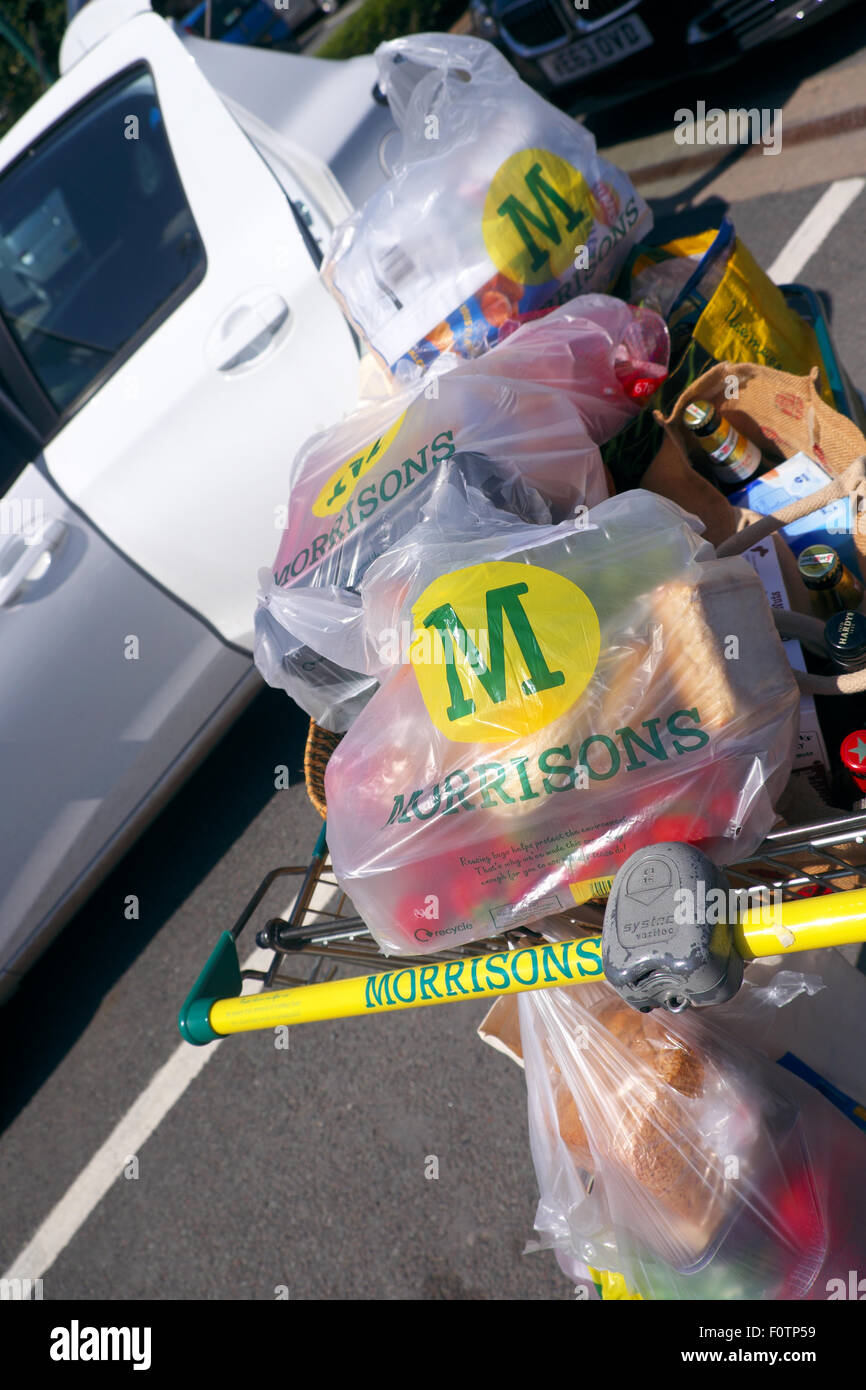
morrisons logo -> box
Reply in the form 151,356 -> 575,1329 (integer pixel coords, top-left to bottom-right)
483,147 -> 646,298
277,428 -> 456,584
423,581 -> 565,723
383,711 -> 711,825
495,161 -> 587,275
409,560 -> 600,743
483,148 -> 592,287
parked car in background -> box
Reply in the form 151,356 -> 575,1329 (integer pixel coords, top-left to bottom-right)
179,0 -> 335,52
470,0 -> 857,100
0,0 -> 393,1000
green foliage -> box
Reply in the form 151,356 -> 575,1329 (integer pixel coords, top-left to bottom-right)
316,0 -> 467,60
0,0 -> 66,135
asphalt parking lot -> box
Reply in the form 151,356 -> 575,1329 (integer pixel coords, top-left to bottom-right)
3,12 -> 866,1304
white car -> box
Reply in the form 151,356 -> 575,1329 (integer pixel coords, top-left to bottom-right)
0,0 -> 394,998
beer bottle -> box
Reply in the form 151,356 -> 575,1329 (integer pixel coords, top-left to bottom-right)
824,609 -> 866,673
682,399 -> 769,492
797,546 -> 864,620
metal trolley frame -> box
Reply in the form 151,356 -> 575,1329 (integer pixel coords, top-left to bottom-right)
180,812 -> 866,1029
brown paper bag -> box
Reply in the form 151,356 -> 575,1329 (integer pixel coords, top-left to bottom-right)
645,361 -> 866,564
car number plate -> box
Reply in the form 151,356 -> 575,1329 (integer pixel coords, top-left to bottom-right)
539,14 -> 654,86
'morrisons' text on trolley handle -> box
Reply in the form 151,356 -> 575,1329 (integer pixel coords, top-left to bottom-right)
207,938 -> 604,1036
363,937 -> 603,1009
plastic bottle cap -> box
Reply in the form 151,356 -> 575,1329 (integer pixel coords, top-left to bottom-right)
840,731 -> 866,792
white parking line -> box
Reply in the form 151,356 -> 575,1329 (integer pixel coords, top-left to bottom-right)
2,882 -> 339,1290
767,177 -> 865,284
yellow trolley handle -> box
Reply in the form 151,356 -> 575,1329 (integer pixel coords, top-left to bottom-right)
178,886 -> 866,1045
735,886 -> 866,958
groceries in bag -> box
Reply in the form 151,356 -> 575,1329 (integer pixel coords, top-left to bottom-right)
683,397 -> 771,492
324,484 -> 800,955
826,612 -> 866,672
796,546 -> 864,620
322,33 -> 652,378
602,222 -> 841,497
616,219 -> 834,400
254,297 -> 667,731
269,298 -> 657,591
727,450 -> 864,581
519,978 -> 866,1300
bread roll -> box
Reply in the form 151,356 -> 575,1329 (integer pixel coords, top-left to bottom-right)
594,999 -> 705,1098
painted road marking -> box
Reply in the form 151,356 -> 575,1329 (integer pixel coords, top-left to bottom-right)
1,882 -> 340,1291
767,177 -> 865,283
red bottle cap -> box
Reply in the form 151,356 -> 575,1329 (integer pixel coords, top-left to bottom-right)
840,731 -> 866,792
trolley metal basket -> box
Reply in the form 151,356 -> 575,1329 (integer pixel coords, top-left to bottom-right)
178,810 -> 866,1044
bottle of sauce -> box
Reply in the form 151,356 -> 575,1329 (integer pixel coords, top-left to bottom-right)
682,399 -> 768,491
797,546 -> 864,620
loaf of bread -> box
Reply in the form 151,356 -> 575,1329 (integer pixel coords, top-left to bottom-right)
552,1076 -> 591,1166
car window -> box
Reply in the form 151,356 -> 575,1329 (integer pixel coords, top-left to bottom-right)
184,2 -> 263,39
0,65 -> 206,417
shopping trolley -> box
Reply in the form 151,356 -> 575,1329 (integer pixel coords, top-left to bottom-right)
179,281 -> 866,1042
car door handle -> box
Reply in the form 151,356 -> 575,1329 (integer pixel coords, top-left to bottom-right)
214,292 -> 291,372
0,516 -> 67,607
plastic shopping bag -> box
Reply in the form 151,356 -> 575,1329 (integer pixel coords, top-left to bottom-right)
519,979 -> 866,1300
692,236 -> 832,396
254,297 -> 666,730
617,222 -> 735,321
617,219 -> 833,399
714,949 -> 866,1122
322,33 -> 652,378
324,482 -> 800,954
255,453 -> 551,730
